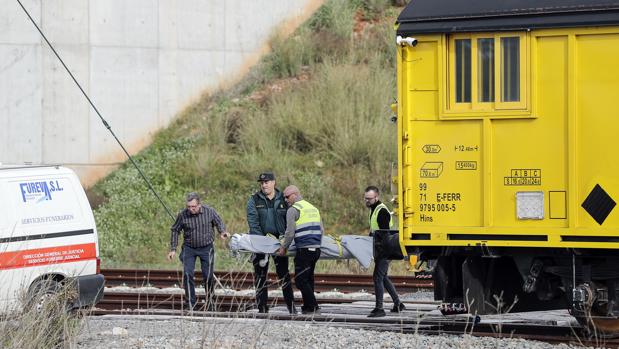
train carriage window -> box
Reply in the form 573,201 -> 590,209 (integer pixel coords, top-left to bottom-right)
478,38 -> 494,103
447,32 -> 527,114
455,39 -> 471,103
501,37 -> 520,102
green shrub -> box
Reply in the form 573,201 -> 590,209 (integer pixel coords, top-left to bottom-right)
241,59 -> 395,173
308,0 -> 356,41
352,0 -> 392,20
263,27 -> 316,79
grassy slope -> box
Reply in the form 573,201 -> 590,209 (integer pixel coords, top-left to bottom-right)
92,0 -> 409,274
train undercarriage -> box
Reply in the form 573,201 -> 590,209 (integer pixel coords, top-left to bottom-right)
413,247 -> 619,334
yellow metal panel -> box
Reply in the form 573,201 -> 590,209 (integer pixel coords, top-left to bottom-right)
404,39 -> 439,121
490,35 -> 568,229
567,34 -> 577,229
406,41 -> 438,91
396,42 -> 406,255
409,91 -> 438,120
402,225 -> 619,249
549,191 -> 567,219
399,36 -> 442,246
409,120 -> 483,227
576,33 -> 619,228
482,118 -> 492,227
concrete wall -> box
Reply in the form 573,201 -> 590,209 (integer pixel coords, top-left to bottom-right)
0,0 -> 322,186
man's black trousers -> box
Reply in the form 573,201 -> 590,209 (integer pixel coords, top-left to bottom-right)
373,258 -> 400,309
294,247 -> 321,312
180,244 -> 214,308
253,253 -> 295,312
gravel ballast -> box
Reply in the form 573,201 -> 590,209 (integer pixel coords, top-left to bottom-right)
75,316 -> 590,349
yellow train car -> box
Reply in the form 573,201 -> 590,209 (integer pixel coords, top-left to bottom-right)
394,0 -> 619,330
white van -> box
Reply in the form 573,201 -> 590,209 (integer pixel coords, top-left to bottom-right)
0,165 -> 104,312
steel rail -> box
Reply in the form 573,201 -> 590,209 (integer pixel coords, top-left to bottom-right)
102,269 -> 433,293
95,293 -> 370,315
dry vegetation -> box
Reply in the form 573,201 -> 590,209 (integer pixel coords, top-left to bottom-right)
0,279 -> 85,348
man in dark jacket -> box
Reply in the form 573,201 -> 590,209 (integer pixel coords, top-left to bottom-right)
247,172 -> 296,314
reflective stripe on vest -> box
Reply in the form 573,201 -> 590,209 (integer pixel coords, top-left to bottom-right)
369,202 -> 393,233
292,200 -> 322,248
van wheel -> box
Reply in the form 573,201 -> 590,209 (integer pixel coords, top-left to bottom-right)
26,279 -> 68,314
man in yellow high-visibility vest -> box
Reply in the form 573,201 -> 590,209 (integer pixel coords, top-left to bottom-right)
364,186 -> 405,318
278,185 -> 323,314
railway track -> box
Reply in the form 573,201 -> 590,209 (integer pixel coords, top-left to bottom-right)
102,268 -> 433,293
91,292 -> 619,348
98,269 -> 619,347
96,292 -> 366,313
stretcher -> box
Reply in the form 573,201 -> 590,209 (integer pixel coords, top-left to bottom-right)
228,233 -> 373,268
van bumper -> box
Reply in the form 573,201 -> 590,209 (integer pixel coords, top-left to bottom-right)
71,273 -> 105,308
